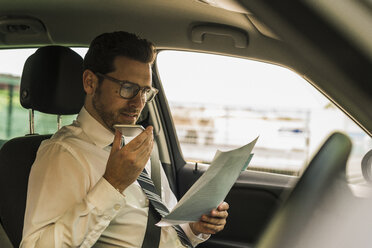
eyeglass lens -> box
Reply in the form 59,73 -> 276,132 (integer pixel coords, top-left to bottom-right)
120,83 -> 156,102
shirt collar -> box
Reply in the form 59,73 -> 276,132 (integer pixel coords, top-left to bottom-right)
77,107 -> 114,148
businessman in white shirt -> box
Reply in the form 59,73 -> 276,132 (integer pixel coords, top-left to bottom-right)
21,31 -> 229,247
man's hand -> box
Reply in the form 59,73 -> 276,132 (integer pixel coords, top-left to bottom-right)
104,126 -> 154,192
189,202 -> 229,235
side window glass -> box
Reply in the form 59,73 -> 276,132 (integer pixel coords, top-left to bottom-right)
0,48 -> 87,144
156,51 -> 372,181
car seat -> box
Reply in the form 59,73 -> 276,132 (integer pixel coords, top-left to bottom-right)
0,46 -> 85,247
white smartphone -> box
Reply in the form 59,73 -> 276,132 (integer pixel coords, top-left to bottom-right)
113,124 -> 145,137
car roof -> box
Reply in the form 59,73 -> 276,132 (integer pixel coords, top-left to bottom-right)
0,0 -> 371,135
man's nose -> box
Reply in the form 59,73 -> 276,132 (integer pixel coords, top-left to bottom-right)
128,91 -> 145,107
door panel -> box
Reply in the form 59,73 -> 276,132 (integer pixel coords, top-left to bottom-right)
177,162 -> 297,247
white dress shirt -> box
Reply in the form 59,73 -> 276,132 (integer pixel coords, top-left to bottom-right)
21,107 -> 208,248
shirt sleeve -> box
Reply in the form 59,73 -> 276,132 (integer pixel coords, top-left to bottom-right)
159,163 -> 210,246
180,223 -> 210,247
20,141 -> 125,248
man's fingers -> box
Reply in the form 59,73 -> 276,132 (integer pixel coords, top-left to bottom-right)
201,214 -> 228,225
126,126 -> 153,150
217,202 -> 229,211
210,209 -> 229,219
196,222 -> 225,234
110,130 -> 123,153
135,137 -> 154,165
119,126 -> 154,167
190,205 -> 229,235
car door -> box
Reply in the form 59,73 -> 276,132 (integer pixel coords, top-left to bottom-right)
150,50 -> 371,248
177,161 -> 295,248
151,54 -> 299,248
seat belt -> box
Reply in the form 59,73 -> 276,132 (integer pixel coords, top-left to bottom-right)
150,141 -> 162,197
141,141 -> 162,248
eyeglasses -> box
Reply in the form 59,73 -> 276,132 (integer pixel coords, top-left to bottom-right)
96,72 -> 159,102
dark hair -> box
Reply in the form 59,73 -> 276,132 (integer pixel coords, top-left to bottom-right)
83,31 -> 156,74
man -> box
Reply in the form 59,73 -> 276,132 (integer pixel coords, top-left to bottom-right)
21,31 -> 229,247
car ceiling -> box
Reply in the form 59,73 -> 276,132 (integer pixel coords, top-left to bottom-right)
0,0 -> 371,136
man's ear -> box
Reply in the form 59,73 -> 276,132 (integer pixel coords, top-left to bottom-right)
83,70 -> 98,95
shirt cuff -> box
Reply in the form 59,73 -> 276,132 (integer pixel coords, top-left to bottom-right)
86,178 -> 126,218
180,223 -> 210,247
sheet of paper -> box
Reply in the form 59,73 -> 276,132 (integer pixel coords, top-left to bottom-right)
157,137 -> 258,226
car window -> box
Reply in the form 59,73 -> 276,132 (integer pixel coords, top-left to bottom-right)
0,48 -> 87,144
156,50 -> 372,182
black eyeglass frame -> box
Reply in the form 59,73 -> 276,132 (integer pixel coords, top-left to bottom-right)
95,72 -> 159,102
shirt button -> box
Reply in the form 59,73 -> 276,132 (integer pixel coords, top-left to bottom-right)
114,204 -> 121,210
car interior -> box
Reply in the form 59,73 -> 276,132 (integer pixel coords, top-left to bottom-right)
0,0 -> 371,247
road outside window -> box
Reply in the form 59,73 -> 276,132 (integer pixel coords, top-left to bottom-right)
156,50 -> 372,182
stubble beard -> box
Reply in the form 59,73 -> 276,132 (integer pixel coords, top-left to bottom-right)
92,87 -> 140,132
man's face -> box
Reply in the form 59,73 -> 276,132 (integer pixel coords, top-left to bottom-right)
92,56 -> 152,131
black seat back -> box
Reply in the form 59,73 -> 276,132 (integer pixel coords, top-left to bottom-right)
0,135 -> 51,246
0,46 -> 85,247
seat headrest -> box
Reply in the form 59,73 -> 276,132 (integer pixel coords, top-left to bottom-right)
20,46 -> 85,115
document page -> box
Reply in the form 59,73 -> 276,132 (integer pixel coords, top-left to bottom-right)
157,137 -> 258,226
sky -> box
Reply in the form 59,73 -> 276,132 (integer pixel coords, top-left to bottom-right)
156,50 -> 328,110
0,48 -> 87,76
